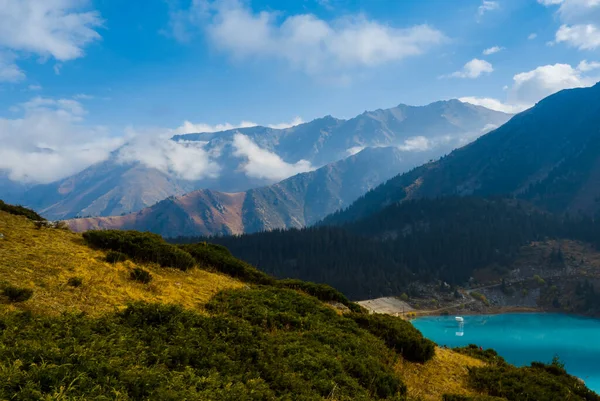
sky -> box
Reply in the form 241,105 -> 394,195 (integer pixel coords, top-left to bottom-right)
1,0 -> 599,184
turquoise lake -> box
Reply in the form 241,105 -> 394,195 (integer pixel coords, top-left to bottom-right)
412,313 -> 600,393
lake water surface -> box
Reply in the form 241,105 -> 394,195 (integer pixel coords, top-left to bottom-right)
412,313 -> 600,393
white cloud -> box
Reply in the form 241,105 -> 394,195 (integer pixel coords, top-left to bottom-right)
545,0 -> 600,49
577,59 -> 600,71
509,62 -> 598,104
171,116 -> 304,135
458,97 -> 527,114
0,52 -> 25,82
557,0 -> 600,23
459,60 -> 600,114
267,116 -> 304,129
346,146 -> 366,156
482,46 -> 503,55
528,33 -> 538,40
173,0 -> 445,76
117,134 -> 221,181
478,1 -> 500,16
538,0 -> 564,5
232,133 -> 313,180
398,136 -> 431,151
28,84 -> 42,91
0,96 -> 121,183
556,24 -> 600,49
0,0 -> 103,61
448,58 -> 494,79
172,120 -> 259,135
73,93 -> 94,100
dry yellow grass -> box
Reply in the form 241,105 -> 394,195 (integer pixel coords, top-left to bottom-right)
397,347 -> 486,401
0,211 -> 242,316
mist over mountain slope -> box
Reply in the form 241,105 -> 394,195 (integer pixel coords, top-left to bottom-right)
13,100 -> 510,220
66,146 -> 421,236
324,83 -> 600,226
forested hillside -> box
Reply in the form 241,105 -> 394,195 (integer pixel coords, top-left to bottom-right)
185,198 -> 600,300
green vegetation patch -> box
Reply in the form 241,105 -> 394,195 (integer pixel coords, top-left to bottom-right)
349,312 -> 435,363
179,242 -> 274,284
2,285 -> 33,303
453,344 -> 507,366
0,290 -> 407,400
84,230 -> 195,271
0,200 -> 44,221
276,279 -> 364,313
130,267 -> 152,284
443,395 -> 506,401
467,358 -> 599,401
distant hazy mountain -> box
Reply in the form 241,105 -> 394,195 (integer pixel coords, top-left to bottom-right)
0,172 -> 30,205
66,146 -> 426,236
21,159 -> 201,220
175,99 -> 511,166
16,100 -> 510,220
324,83 -> 600,225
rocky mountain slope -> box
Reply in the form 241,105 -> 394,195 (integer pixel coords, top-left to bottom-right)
323,83 -> 600,225
66,146 -> 417,236
14,100 -> 510,220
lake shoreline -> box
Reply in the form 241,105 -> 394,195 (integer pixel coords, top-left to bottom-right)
409,306 -> 600,321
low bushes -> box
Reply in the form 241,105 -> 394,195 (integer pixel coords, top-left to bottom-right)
467,360 -> 599,401
2,285 -> 33,303
276,279 -> 364,313
105,250 -> 128,264
84,230 -> 195,271
179,242 -> 274,284
349,312 -> 435,363
470,291 -> 489,305
0,296 -> 407,400
130,268 -> 152,284
67,277 -> 83,287
453,344 -> 506,365
443,395 -> 506,401
0,200 -> 44,221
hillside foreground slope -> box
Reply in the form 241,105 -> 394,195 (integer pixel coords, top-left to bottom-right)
0,206 -> 597,400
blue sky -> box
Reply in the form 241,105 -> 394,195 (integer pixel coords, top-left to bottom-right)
0,0 -> 599,183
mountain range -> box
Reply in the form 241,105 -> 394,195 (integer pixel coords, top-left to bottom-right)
66,146 -> 420,236
6,100 -> 510,221
324,82 -> 600,226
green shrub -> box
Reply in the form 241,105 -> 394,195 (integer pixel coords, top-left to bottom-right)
0,200 -> 44,221
2,285 -> 33,302
130,268 -> 152,284
180,242 -> 273,283
84,230 -> 195,271
67,277 -> 83,287
470,291 -> 489,305
533,274 -> 546,286
0,295 -> 407,400
467,360 -> 599,401
349,312 -> 435,363
276,279 -> 364,312
105,250 -> 128,264
443,395 -> 506,401
453,344 -> 506,365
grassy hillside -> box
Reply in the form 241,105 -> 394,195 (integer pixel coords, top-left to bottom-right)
0,210 -> 242,316
0,205 -> 597,400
